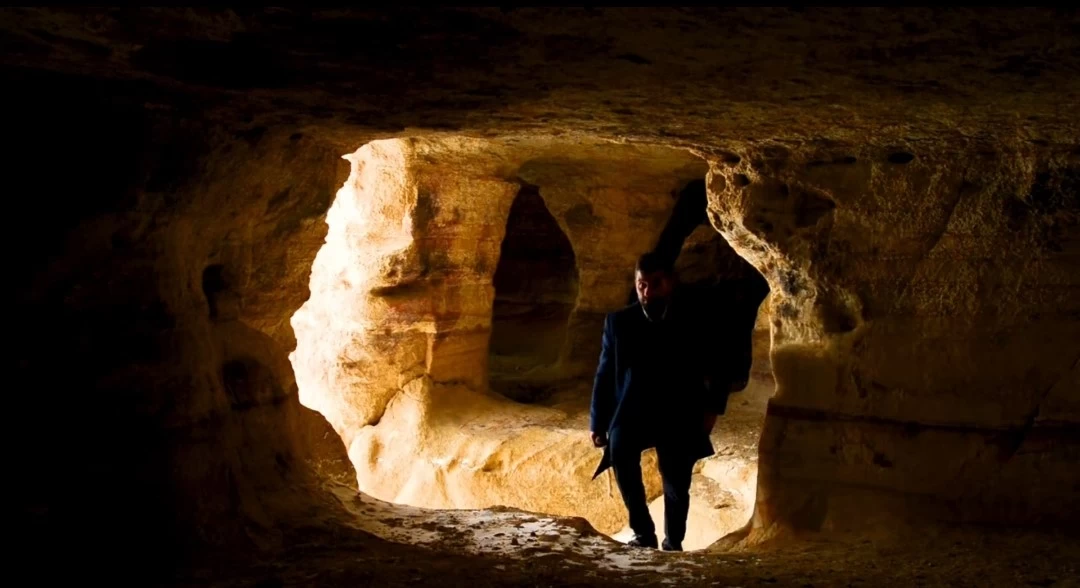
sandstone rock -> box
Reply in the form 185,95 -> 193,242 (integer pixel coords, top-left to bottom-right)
707,142 -> 1080,538
9,7 -> 1079,582
291,137 -> 713,534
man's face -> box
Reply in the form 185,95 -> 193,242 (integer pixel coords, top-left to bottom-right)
635,269 -> 673,308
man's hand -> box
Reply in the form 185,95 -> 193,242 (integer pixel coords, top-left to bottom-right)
703,413 -> 718,434
590,431 -> 608,447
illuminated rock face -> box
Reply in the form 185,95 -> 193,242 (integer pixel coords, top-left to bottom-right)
707,144 -> 1080,540
290,133 -> 1080,547
290,137 -> 716,535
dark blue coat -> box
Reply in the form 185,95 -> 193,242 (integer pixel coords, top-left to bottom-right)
590,298 -> 730,478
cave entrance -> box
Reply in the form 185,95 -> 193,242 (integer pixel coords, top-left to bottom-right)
488,183 -> 579,403
291,138 -> 772,554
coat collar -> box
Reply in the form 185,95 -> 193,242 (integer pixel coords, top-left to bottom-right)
641,302 -> 669,322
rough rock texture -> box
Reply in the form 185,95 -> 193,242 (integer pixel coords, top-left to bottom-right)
7,6 -> 1079,584
10,64 -> 357,576
290,137 -> 708,535
708,141 -> 1080,540
489,183 -> 580,401
185,489 -> 1080,587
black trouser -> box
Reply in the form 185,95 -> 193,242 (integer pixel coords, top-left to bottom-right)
608,426 -> 695,544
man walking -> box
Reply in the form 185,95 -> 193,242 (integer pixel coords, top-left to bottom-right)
590,252 -> 728,551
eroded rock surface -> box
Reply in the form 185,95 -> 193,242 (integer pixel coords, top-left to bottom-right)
290,137 -> 720,535
8,6 -> 1079,584
707,141 -> 1080,540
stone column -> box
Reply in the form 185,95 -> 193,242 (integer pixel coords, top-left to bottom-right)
707,142 -> 1080,539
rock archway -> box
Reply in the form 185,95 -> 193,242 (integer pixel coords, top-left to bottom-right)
289,137 -> 773,547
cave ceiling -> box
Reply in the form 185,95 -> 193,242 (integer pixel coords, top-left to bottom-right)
2,7 -> 1078,151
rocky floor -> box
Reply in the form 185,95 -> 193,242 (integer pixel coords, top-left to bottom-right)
175,373 -> 1077,587
177,483 -> 1079,587
174,359 -> 1078,587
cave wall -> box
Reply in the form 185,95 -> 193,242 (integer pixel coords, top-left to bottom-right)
707,142 -> 1080,537
8,7 -> 1080,570
291,137 -> 520,439
12,67 -> 355,574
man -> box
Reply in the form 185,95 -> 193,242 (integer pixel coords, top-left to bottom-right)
589,251 -> 728,551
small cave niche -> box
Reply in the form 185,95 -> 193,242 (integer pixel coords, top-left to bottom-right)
488,183 -> 580,402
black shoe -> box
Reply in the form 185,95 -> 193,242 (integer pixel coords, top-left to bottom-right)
661,538 -> 683,552
627,534 -> 658,549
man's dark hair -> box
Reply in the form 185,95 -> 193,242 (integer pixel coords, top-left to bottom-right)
635,251 -> 672,275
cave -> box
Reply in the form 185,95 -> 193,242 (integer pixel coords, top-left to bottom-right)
288,137 -> 769,550
14,7 -> 1080,587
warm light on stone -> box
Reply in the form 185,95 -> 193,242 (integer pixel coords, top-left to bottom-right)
290,137 -> 765,546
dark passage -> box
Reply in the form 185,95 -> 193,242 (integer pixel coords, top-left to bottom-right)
489,183 -> 580,402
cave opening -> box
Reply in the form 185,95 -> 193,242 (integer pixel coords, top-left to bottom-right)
488,182 -> 580,403
290,138 -> 774,553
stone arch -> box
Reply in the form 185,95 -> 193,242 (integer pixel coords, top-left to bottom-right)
488,183 -> 580,403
